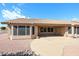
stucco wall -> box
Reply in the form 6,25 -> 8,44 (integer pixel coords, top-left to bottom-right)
54,27 -> 67,36
38,26 -> 68,36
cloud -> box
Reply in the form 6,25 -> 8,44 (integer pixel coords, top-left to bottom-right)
12,6 -> 21,14
72,17 -> 78,21
1,3 -> 6,7
17,3 -> 25,6
1,7 -> 26,20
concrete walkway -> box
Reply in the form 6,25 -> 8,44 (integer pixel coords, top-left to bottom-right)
31,37 -> 79,56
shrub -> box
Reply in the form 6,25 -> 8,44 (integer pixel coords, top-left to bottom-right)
0,27 -> 6,30
0,50 -> 39,56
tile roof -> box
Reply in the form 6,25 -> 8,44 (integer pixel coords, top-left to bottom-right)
1,18 -> 71,25
72,21 -> 79,25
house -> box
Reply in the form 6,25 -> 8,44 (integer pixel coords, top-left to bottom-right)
1,18 -> 79,40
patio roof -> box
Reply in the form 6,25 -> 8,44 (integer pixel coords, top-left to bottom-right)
1,18 -> 71,25
72,21 -> 79,25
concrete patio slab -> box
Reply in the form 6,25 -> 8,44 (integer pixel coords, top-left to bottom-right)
31,37 -> 79,56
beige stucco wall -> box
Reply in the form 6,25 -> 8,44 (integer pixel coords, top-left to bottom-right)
54,27 -> 62,35
54,26 -> 73,37
38,26 -> 68,37
54,27 -> 68,36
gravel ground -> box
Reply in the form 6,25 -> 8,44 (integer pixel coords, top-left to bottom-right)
0,32 -> 32,53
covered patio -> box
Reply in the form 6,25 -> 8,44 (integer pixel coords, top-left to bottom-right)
8,23 -> 70,40
1,18 -> 72,40
37,24 -> 69,37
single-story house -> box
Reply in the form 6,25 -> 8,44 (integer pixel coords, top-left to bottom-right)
1,18 -> 79,40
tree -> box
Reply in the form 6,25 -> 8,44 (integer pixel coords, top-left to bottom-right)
0,27 -> 6,30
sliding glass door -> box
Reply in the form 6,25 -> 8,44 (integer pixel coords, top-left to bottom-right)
13,26 -> 30,36
18,26 -> 25,35
77,27 -> 79,34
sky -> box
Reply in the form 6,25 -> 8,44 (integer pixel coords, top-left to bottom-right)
0,3 -> 79,26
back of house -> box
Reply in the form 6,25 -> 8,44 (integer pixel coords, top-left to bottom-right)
1,18 -> 79,40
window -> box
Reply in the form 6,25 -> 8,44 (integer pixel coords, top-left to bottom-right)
13,26 -> 17,35
51,28 -> 53,32
13,26 -> 30,35
48,27 -> 51,32
68,27 -> 72,34
25,26 -> 30,35
32,26 -> 35,35
18,26 -> 25,35
44,27 -> 46,32
40,27 -> 43,32
40,27 -> 53,32
74,27 -> 76,34
77,27 -> 79,34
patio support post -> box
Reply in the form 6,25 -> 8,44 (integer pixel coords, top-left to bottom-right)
30,26 -> 32,38
35,26 -> 39,39
8,25 -> 11,37
71,25 -> 74,37
17,26 -> 18,36
75,26 -> 77,37
64,26 -> 68,37
10,25 -> 13,40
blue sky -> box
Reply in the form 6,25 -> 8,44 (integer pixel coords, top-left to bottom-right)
1,3 -> 79,26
